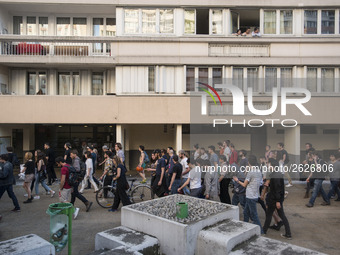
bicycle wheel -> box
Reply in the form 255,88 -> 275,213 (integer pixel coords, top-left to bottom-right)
96,186 -> 115,208
130,185 -> 152,204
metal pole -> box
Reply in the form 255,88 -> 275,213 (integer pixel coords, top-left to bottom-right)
68,206 -> 73,255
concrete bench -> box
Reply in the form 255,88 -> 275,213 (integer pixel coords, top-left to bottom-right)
196,219 -> 260,255
229,236 -> 327,255
87,247 -> 142,255
95,226 -> 160,255
0,234 -> 55,255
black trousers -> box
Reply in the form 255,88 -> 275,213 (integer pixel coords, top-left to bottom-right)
219,178 -> 231,204
263,200 -> 291,236
112,184 -> 131,210
71,181 -> 88,205
46,164 -> 57,184
104,175 -> 113,198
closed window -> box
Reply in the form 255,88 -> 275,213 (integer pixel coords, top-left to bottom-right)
321,10 -> 335,34
93,18 -> 104,36
73,18 -> 87,36
92,72 -> 104,95
27,16 -> 37,35
186,67 -> 195,92
264,10 -> 276,34
280,10 -> 293,34
57,17 -> 71,36
13,16 -> 23,35
106,18 -> 116,36
247,68 -> 259,92
212,67 -> 222,91
39,17 -> 48,36
321,68 -> 334,92
160,9 -> 174,33
280,68 -> 293,88
304,10 -> 317,34
233,68 -> 244,91
265,68 -> 277,92
124,9 -> 139,34
306,68 -> 317,92
211,10 -> 223,35
142,10 -> 156,34
184,10 -> 195,34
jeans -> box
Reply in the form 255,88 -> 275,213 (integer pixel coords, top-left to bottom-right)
170,179 -> 181,194
327,180 -> 340,200
244,198 -> 263,234
232,193 -> 246,209
263,200 -> 291,236
34,173 -> 51,195
80,174 -> 98,192
190,187 -> 202,198
0,184 -> 20,210
219,178 -> 231,204
71,181 -> 88,205
181,178 -> 190,195
309,179 -> 329,205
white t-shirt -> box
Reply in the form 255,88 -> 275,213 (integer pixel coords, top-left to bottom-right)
224,147 -> 231,161
86,158 -> 93,175
188,167 -> 201,190
181,157 -> 189,178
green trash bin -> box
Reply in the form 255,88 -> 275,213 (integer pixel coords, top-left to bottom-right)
176,202 -> 188,219
46,203 -> 74,254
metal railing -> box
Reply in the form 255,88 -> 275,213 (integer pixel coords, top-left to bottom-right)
0,41 -> 111,57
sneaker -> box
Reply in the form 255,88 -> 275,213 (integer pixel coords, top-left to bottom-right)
281,234 -> 292,240
86,202 -> 93,212
11,208 -> 21,212
50,191 -> 56,198
24,194 -> 28,197
285,183 -> 293,188
73,208 -> 80,219
284,191 -> 288,198
321,201 -> 330,206
108,209 -> 117,212
269,221 -> 283,231
305,203 -> 313,208
46,191 -> 51,195
23,198 -> 33,204
140,179 -> 147,184
34,195 -> 40,200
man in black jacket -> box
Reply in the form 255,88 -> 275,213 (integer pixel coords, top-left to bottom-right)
0,154 -> 20,212
262,158 -> 291,239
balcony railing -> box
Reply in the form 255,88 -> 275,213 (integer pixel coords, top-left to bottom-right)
0,41 -> 111,57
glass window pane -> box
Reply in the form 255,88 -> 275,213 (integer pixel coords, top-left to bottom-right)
57,17 -> 71,36
247,68 -> 259,92
307,68 -> 317,92
186,67 -> 195,91
233,68 -> 243,91
280,10 -> 293,34
321,68 -> 334,92
92,72 -> 104,95
264,10 -> 276,34
27,16 -> 37,35
199,68 -> 208,85
280,68 -> 292,88
58,73 -> 70,95
231,11 -> 238,34
106,18 -> 116,36
184,10 -> 195,34
39,17 -> 48,36
212,67 -> 222,91
13,16 -> 23,35
304,10 -> 317,34
38,72 -> 47,95
321,10 -> 335,34
73,72 -> 81,95
160,9 -> 174,33
124,9 -> 139,34
73,18 -> 87,36
265,68 -> 277,92
148,67 -> 155,92
211,10 -> 223,35
27,72 -> 36,95
142,10 -> 156,34
93,18 -> 104,36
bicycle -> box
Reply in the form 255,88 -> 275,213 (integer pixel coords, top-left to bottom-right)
96,176 -> 153,208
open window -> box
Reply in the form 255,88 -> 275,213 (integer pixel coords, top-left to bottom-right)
230,9 -> 260,34
184,9 -> 209,35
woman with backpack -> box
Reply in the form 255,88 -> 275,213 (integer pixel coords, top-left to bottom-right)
109,155 -> 131,212
137,145 -> 149,184
34,151 -> 55,199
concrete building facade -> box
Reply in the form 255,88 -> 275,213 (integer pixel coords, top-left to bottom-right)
0,0 -> 339,166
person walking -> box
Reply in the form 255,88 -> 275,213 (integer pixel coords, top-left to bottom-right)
0,154 -> 20,212
55,157 -> 72,203
70,150 -> 93,219
44,143 -> 57,185
21,152 -> 35,203
80,151 -> 99,193
205,146 -> 219,200
137,145 -> 148,184
218,155 -> 231,204
109,156 -> 131,212
168,155 -> 182,194
34,151 -> 55,199
99,151 -> 115,200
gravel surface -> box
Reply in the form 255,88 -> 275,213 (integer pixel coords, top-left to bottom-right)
129,194 -> 230,224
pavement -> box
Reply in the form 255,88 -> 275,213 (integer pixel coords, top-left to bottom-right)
0,177 -> 339,255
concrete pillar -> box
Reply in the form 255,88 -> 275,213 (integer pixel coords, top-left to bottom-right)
175,124 -> 182,152
116,124 -> 123,145
284,125 -> 300,165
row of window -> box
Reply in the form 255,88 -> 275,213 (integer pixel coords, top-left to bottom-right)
186,67 -> 340,93
13,16 -> 116,36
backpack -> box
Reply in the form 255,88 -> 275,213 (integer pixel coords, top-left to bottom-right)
66,166 -> 81,186
78,160 -> 86,181
144,151 -> 150,164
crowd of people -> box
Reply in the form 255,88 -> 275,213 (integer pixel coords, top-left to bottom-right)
1,140 -> 339,239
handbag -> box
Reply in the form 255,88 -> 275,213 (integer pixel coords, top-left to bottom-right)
38,165 -> 47,181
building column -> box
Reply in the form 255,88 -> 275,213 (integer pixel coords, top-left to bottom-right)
175,124 -> 182,152
284,125 -> 300,164
116,124 -> 123,145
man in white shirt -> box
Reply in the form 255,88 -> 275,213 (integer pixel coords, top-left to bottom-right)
80,151 -> 98,193
178,158 -> 202,197
223,140 -> 231,161
179,150 -> 190,195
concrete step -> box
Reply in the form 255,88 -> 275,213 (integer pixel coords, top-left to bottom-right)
95,226 -> 160,255
0,234 -> 55,255
196,219 -> 261,255
229,236 -> 327,255
87,247 -> 142,255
